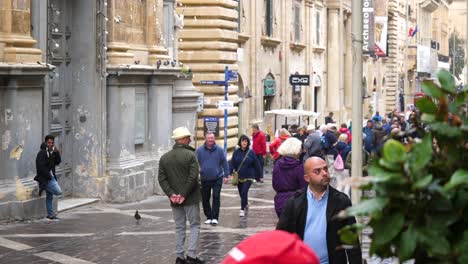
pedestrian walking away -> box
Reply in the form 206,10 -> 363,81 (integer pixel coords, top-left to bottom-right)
269,128 -> 291,162
230,135 -> 263,217
272,137 -> 308,217
277,157 -> 362,264
196,132 -> 230,226
303,125 -> 324,161
158,127 -> 204,264
251,124 -> 266,182
34,134 -> 63,220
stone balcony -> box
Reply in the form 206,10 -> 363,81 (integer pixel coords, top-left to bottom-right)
420,0 -> 440,13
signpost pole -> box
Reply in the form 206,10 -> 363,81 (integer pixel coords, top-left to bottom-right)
224,66 -> 229,156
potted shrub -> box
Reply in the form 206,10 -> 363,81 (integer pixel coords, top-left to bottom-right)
340,70 -> 468,263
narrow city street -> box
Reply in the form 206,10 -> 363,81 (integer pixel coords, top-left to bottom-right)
0,174 -> 277,264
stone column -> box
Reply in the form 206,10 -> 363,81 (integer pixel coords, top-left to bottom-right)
0,0 -> 42,63
106,76 -> 137,165
0,65 -> 50,220
106,0 -> 134,64
344,13 -> 352,109
172,78 -> 202,139
147,0 -> 169,64
147,75 -> 173,195
148,76 -> 173,149
327,8 -> 340,113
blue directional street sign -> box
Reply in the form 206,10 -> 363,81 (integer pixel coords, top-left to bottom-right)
228,70 -> 238,81
200,80 -> 226,85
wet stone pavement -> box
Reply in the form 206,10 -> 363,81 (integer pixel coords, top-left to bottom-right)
0,173 -> 278,264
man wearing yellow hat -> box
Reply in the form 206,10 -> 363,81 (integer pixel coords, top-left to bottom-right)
158,127 -> 204,264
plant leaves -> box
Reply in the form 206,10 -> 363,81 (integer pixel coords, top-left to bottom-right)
437,70 -> 456,94
444,169 -> 468,190
383,139 -> 407,164
409,134 -> 433,174
399,225 -> 417,261
457,231 -> 468,263
346,197 -> 389,216
368,164 -> 405,183
421,113 -> 436,123
413,175 -> 433,190
430,122 -> 462,137
416,97 -> 438,114
422,80 -> 443,98
373,212 -> 405,246
378,158 -> 402,172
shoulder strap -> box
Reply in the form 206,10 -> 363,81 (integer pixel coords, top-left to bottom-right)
238,149 -> 251,171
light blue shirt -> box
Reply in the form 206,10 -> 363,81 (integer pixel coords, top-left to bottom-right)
304,186 -> 329,264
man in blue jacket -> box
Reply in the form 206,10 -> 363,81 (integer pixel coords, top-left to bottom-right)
196,132 -> 230,225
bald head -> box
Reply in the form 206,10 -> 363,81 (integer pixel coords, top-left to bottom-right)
304,157 -> 327,174
304,157 -> 330,193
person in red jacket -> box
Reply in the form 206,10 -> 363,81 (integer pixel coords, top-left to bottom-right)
339,123 -> 352,144
251,124 -> 266,176
269,128 -> 291,161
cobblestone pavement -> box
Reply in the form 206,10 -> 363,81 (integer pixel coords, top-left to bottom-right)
0,170 -> 278,264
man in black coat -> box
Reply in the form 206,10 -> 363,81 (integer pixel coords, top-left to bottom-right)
277,157 -> 362,264
34,134 -> 62,220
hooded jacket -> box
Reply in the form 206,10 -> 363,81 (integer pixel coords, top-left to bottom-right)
269,135 -> 290,160
338,127 -> 352,144
196,143 -> 229,182
252,131 -> 267,156
272,156 -> 307,217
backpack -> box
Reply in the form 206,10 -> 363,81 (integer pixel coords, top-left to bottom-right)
334,152 -> 344,171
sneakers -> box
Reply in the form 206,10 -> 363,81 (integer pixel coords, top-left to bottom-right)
186,256 -> 205,264
204,219 -> 212,225
211,219 -> 218,225
239,210 -> 245,217
46,215 -> 59,220
175,257 -> 186,264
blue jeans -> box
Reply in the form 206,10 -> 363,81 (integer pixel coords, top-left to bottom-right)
201,177 -> 223,220
237,180 -> 252,210
45,177 -> 62,217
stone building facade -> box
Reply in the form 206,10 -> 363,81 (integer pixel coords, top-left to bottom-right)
0,0 -> 200,221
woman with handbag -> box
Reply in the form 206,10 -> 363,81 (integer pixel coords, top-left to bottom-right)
230,135 -> 263,217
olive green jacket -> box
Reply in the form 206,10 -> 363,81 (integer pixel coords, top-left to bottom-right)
158,144 -> 201,207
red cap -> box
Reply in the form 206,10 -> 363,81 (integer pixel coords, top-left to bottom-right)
221,230 -> 320,264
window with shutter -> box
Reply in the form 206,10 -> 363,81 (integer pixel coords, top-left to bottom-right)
265,0 -> 273,36
294,4 -> 301,42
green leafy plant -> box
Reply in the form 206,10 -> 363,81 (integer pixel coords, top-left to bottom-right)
342,70 -> 468,263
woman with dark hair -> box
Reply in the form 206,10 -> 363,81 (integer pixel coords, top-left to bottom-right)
230,135 -> 263,217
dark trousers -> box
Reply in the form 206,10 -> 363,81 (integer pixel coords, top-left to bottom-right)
201,177 -> 223,220
237,180 -> 252,210
256,154 -> 264,172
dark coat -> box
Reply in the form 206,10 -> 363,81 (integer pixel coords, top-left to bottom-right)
158,144 -> 201,207
334,142 -> 351,161
229,148 -> 262,180
277,187 -> 362,264
272,156 -> 308,217
322,130 -> 338,156
303,132 -> 323,160
34,143 -> 61,185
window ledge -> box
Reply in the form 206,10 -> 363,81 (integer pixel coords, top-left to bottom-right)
261,36 -> 282,48
290,42 -> 307,52
238,33 -> 250,44
312,45 -> 326,53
